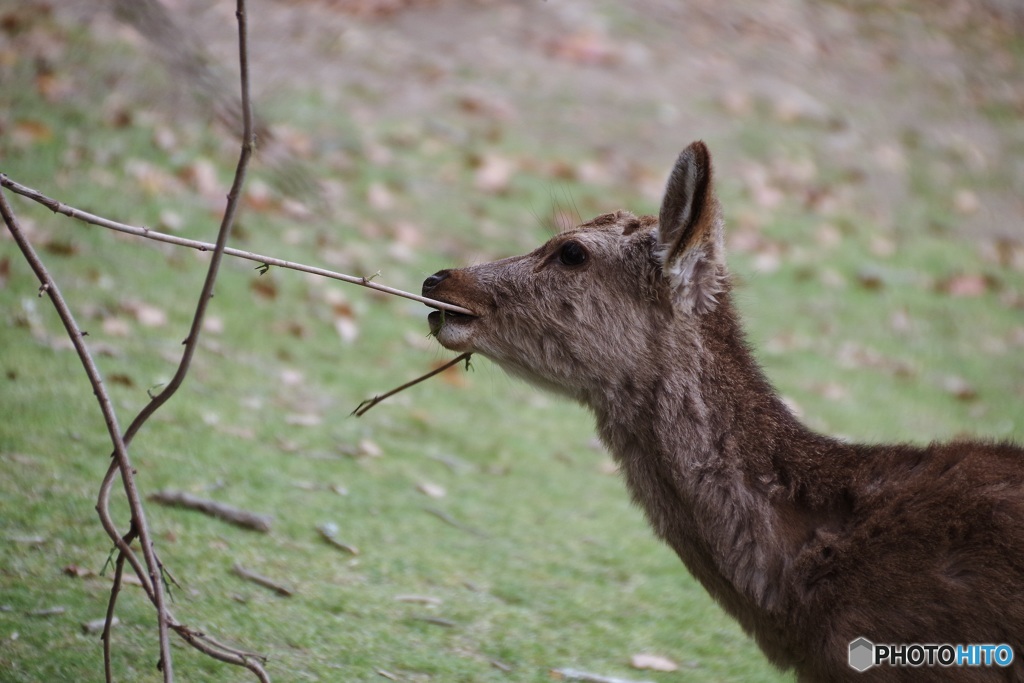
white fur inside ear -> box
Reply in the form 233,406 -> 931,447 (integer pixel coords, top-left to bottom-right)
663,243 -> 725,315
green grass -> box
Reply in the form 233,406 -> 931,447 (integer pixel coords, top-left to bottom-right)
2,8 -> 1023,683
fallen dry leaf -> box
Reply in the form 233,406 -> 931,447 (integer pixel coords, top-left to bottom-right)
395,594 -> 443,606
630,653 -> 679,672
434,359 -> 470,388
358,438 -> 383,458
12,119 -> 52,147
203,315 -> 224,335
938,273 -> 994,298
473,154 -> 517,195
250,275 -> 279,300
942,375 -> 978,402
334,316 -> 359,344
416,482 -> 447,499
279,368 -> 305,386
121,300 -> 168,327
63,564 -> 96,579
547,29 -> 621,66
178,157 -> 221,200
367,182 -> 395,211
953,188 -> 980,215
101,316 -> 131,337
41,237 -> 78,257
285,413 -> 323,427
108,373 -> 135,388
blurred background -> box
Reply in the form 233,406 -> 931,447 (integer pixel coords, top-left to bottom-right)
1,1 -> 1023,681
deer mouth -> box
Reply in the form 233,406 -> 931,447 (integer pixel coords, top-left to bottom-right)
427,307 -> 477,336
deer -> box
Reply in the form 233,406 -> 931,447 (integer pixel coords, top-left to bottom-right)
420,141 -> 1024,682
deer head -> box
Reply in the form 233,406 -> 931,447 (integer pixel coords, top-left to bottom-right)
422,141 -> 728,405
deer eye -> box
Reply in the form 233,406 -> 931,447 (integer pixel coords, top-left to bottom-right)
558,240 -> 588,267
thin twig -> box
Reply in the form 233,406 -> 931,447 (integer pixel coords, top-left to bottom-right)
232,564 -> 295,597
423,506 -> 487,538
0,174 -> 474,317
353,353 -> 473,417
149,490 -> 272,532
100,2 -> 261,674
97,1 -> 270,680
317,523 -> 360,555
169,624 -> 270,683
102,549 -> 128,682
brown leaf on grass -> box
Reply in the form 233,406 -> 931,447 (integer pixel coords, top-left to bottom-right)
1011,327 -> 1024,348
547,29 -> 621,66
98,312 -> 139,339
395,594 -> 442,605
36,71 -> 71,103
334,311 -> 360,344
953,189 -> 980,215
125,159 -> 181,196
855,269 -> 885,291
12,119 -> 52,147
937,273 -> 997,298
158,209 -> 183,232
338,438 -> 384,459
984,236 -> 1024,272
108,373 -> 135,388
473,154 -> 517,195
434,358 -> 470,388
813,381 -> 848,402
202,315 -> 224,335
121,300 -> 168,327
416,482 -> 447,499
630,653 -> 679,672
942,375 -> 978,402
279,368 -> 304,386
177,157 -> 221,200
285,413 -> 323,427
456,92 -> 515,121
836,342 -> 915,379
250,274 -> 279,300
244,178 -> 278,213
359,438 -> 383,458
41,237 -> 78,257
63,564 -> 96,579
367,182 -> 395,210
82,617 -> 119,634
0,256 -> 9,289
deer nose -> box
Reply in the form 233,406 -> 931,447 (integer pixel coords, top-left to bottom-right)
422,270 -> 450,296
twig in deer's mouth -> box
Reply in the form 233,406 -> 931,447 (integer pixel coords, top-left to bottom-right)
352,352 -> 473,417
427,308 -> 477,337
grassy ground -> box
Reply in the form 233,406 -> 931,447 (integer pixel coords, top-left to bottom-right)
2,3 -> 1023,682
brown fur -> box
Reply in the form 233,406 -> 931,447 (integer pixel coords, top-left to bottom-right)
422,141 -> 1024,682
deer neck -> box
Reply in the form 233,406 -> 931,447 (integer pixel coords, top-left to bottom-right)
588,297 -> 823,620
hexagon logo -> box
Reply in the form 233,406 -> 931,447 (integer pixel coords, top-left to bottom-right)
849,637 -> 875,672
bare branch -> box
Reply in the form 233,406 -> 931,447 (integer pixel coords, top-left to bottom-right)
232,564 -> 295,597
168,624 -> 270,683
353,352 -> 473,417
103,551 -> 128,682
317,522 -> 360,555
0,174 -> 475,317
0,184 -> 173,679
423,506 -> 487,538
149,490 -> 272,532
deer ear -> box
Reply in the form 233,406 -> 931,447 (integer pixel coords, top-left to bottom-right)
656,141 -> 726,314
